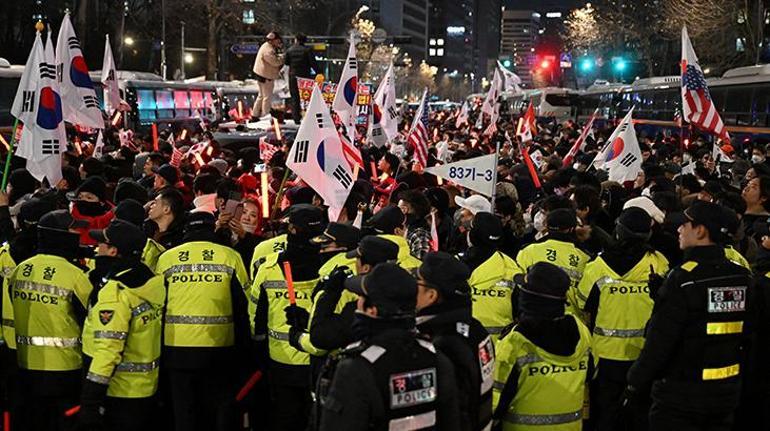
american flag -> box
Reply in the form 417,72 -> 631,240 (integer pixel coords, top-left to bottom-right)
681,26 -> 730,143
407,89 -> 430,167
338,129 -> 363,169
259,136 -> 278,163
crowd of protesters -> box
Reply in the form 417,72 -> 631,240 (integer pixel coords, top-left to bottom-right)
0,92 -> 768,431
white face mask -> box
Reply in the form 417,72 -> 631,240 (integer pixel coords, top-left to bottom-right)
683,153 -> 692,163
241,222 -> 257,234
752,154 -> 765,164
533,211 -> 546,233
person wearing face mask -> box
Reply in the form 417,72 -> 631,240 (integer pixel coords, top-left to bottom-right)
575,208 -> 669,431
449,194 -> 492,254
249,204 -> 325,431
416,252 -> 495,431
282,222 -> 361,359
516,208 -> 591,318
10,210 -> 93,431
318,263 -> 461,431
78,220 -> 164,431
155,212 -> 250,431
462,212 -> 523,340
751,144 -> 768,167
492,262 -> 592,431
68,176 -> 115,246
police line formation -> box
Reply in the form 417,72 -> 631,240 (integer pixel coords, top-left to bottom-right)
1,97 -> 768,431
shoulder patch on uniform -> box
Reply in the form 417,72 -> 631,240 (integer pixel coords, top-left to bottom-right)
680,261 -> 698,272
361,345 -> 387,363
99,310 -> 114,325
416,338 -> 436,353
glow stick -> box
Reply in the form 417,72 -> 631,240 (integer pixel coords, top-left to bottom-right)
261,171 -> 269,218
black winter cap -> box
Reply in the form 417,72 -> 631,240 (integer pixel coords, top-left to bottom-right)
345,262 -> 416,317
418,252 -> 471,298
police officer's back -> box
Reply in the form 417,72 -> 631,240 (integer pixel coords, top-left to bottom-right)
366,206 -> 422,270
626,201 -> 754,430
462,212 -> 523,339
10,210 -> 93,431
416,252 -> 494,431
155,211 -> 249,431
492,262 -> 592,431
79,220 -> 165,431
319,263 -> 461,431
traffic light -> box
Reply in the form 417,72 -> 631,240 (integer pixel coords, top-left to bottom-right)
579,57 -> 594,72
540,59 -> 551,69
503,59 -> 512,68
613,57 -> 627,72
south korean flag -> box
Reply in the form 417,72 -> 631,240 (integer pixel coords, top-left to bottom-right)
288,84 -> 353,219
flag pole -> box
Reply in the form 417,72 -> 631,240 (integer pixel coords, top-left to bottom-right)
490,141 -> 500,213
1,119 -> 19,191
269,167 -> 291,220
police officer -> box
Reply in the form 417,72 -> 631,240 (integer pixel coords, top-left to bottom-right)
285,222 -> 361,355
365,206 -> 421,270
575,207 -> 669,431
79,220 -> 165,431
319,263 -> 461,430
626,201 -> 754,430
492,262 -> 592,431
112,199 -> 165,272
462,212 -> 523,339
155,211 -> 249,431
416,252 -> 494,431
516,208 -> 591,318
305,236 -> 399,353
10,210 -> 93,431
250,204 -> 324,431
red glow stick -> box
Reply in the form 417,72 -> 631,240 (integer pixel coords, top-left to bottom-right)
283,261 -> 296,305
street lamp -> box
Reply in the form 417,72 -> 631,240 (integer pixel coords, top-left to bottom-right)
185,53 -> 194,64
124,36 -> 135,46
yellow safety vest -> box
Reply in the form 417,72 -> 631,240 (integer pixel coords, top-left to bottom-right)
516,238 -> 590,317
250,234 -> 288,275
142,238 -> 165,273
468,251 -> 523,338
378,234 -> 421,270
303,252 -> 360,355
493,314 -> 592,431
576,252 -> 669,361
250,252 -> 321,365
156,241 -> 249,348
0,243 -> 17,349
724,246 -> 750,269
10,254 -> 92,371
84,271 -> 165,398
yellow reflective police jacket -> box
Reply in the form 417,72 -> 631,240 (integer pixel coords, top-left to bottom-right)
156,241 -> 249,348
516,238 -> 590,315
250,252 -> 321,364
468,251 -> 523,338
576,251 -> 669,361
724,246 -> 750,269
84,271 -> 165,398
301,251 -> 359,355
142,238 -> 165,273
250,234 -> 288,274
378,234 -> 421,270
11,254 -> 92,371
0,243 -> 17,349
493,314 -> 592,431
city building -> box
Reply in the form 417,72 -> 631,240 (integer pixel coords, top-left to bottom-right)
500,9 -> 540,87
365,0 -> 429,61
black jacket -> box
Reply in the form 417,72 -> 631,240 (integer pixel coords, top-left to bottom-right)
319,325 -> 461,431
284,43 -> 318,78
627,245 -> 755,413
417,305 -> 492,431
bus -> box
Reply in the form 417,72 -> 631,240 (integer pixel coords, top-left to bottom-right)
502,87 -> 581,121
576,65 -> 770,140
0,59 -> 24,134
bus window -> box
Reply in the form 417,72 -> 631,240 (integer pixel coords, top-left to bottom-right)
752,84 -> 770,127
544,94 -> 575,107
174,90 -> 191,118
137,89 -> 157,124
724,86 -> 753,125
190,91 -> 205,111
156,90 -> 175,120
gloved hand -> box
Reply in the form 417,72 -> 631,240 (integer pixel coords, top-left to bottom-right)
284,304 -> 310,329
648,265 -> 665,300
288,325 -> 305,351
620,384 -> 637,407
324,266 -> 351,296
